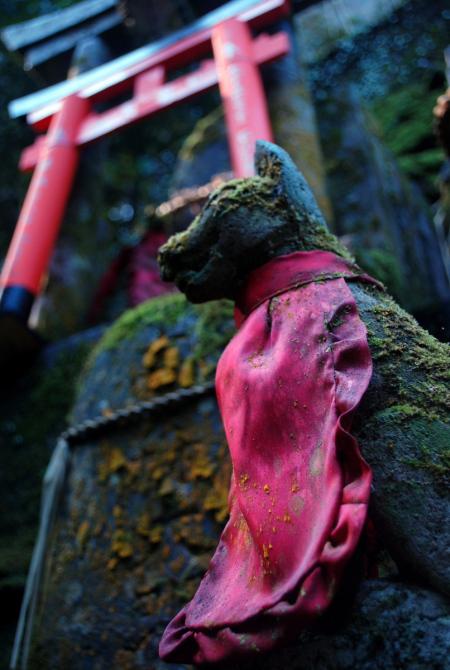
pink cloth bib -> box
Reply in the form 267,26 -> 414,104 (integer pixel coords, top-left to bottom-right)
160,251 -> 378,665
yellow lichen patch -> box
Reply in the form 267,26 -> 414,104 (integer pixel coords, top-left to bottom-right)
101,406 -> 114,417
98,461 -> 109,483
135,583 -> 153,596
187,443 -> 215,480
172,514 -> 216,550
107,557 -> 118,570
136,512 -> 151,537
203,470 -> 230,523
113,505 -> 123,519
149,464 -> 166,481
93,521 -> 104,536
283,513 -> 292,523
163,346 -> 180,369
149,525 -> 164,544
76,520 -> 90,549
169,555 -> 185,574
142,336 -> 169,368
263,484 -> 270,494
147,368 -> 176,390
109,447 -> 127,473
178,358 -> 195,387
111,530 -> 133,559
158,477 -> 175,496
126,460 -> 141,478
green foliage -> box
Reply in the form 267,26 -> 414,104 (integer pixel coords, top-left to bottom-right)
370,83 -> 445,200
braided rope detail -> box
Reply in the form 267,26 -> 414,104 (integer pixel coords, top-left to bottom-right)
61,382 -> 216,446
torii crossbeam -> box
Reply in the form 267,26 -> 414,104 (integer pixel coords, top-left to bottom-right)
0,0 -> 290,325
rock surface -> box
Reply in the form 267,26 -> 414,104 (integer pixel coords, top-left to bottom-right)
28,295 -> 235,669
243,579 -> 450,670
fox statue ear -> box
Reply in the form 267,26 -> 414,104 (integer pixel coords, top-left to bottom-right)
255,141 -> 327,227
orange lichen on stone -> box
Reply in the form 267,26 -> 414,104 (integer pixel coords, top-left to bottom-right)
109,447 -> 127,473
164,346 -> 180,369
126,460 -> 141,478
147,368 -> 177,389
158,477 -> 175,496
142,336 -> 169,368
111,530 -> 133,559
98,445 -> 127,481
150,465 -> 166,481
101,406 -> 114,417
107,557 -> 118,570
76,520 -> 90,549
203,468 -> 231,523
188,443 -> 214,480
263,484 -> 270,494
136,512 -> 151,537
113,505 -> 123,519
169,555 -> 185,574
149,526 -> 164,544
178,358 -> 195,387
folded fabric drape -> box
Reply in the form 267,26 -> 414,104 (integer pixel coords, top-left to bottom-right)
160,250 -> 379,665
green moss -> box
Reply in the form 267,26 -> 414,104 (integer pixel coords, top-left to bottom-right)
207,176 -> 351,260
296,220 -> 352,259
87,294 -> 235,385
205,175 -> 278,217
356,290 -> 450,426
192,300 -> 235,362
91,293 -> 188,353
367,404 -> 450,489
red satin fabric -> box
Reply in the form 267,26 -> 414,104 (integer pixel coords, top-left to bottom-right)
160,251 -> 376,665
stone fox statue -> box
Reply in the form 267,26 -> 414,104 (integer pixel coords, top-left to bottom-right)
158,142 -> 449,665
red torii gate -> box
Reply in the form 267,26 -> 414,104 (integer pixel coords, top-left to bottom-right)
0,0 -> 290,325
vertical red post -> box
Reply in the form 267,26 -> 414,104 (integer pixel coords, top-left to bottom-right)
0,94 -> 88,322
212,18 -> 273,178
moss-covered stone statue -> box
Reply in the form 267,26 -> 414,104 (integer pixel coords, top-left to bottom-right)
159,141 -> 449,663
